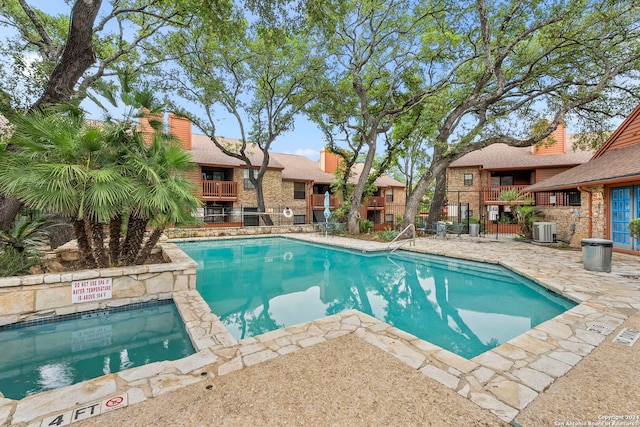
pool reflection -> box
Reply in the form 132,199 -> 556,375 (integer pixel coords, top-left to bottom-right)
181,238 -> 574,359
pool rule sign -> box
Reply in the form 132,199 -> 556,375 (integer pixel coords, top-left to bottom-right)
71,278 -> 113,303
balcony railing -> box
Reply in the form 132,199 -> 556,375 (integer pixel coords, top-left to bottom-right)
202,180 -> 238,199
481,185 -> 530,203
312,193 -> 338,208
367,196 -> 385,209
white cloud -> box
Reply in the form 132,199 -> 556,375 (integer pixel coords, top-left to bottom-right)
286,148 -> 319,161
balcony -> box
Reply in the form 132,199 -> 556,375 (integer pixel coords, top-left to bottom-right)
481,185 -> 530,204
202,180 -> 237,200
366,196 -> 385,209
312,193 -> 338,208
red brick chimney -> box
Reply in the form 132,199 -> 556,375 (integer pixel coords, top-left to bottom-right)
168,113 -> 192,150
533,122 -> 566,155
138,109 -> 163,145
320,147 -> 341,173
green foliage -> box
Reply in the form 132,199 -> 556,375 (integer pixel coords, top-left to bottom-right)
358,218 -> 373,233
0,78 -> 200,267
379,227 -> 398,242
0,246 -> 41,277
0,214 -> 51,253
514,205 -> 544,240
468,215 -> 480,224
629,218 -> 640,239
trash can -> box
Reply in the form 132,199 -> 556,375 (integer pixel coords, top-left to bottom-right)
581,238 -> 613,273
469,223 -> 480,237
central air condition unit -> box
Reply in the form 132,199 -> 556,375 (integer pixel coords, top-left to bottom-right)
533,222 -> 557,243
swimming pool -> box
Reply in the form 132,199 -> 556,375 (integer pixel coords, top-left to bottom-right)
179,237 -> 575,358
0,300 -> 194,400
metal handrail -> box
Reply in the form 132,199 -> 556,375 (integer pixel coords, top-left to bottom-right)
387,223 -> 416,252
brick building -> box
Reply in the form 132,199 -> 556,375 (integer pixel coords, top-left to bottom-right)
152,114 -> 406,229
446,124 -> 593,237
526,105 -> 640,253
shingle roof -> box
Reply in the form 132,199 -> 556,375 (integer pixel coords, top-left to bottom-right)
269,152 -> 334,183
190,134 -> 284,169
190,133 -> 405,188
350,163 -> 405,187
525,143 -> 640,191
449,136 -> 593,170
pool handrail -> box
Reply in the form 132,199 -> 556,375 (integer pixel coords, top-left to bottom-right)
388,223 -> 416,252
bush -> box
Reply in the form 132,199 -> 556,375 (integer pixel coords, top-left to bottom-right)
359,218 -> 373,233
379,227 -> 398,241
629,218 -> 640,238
0,247 -> 41,277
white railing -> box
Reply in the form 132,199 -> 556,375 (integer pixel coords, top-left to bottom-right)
387,223 -> 416,252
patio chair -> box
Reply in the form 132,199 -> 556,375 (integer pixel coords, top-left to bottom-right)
447,223 -> 464,238
436,221 -> 448,239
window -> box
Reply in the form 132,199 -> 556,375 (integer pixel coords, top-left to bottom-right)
293,214 -> 306,224
568,190 -> 581,206
386,189 -> 394,203
464,174 -> 473,186
385,214 -> 394,224
243,169 -> 255,190
294,182 -> 306,200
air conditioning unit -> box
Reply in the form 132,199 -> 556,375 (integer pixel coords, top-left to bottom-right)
533,222 -> 557,243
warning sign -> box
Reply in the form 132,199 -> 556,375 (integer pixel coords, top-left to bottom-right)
71,278 -> 112,304
40,393 -> 128,426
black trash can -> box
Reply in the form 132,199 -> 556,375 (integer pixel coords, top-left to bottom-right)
581,238 -> 613,273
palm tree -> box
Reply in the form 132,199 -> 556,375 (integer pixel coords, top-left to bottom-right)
0,96 -> 200,268
0,106 -> 131,267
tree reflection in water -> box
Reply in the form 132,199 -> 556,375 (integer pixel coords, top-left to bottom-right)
182,238 -> 572,358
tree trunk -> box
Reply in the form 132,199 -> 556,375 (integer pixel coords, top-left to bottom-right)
347,144 -> 378,234
255,185 -> 273,226
90,220 -> 108,268
135,227 -> 164,265
0,0 -> 104,238
0,195 -> 22,229
31,0 -> 103,110
48,219 -> 74,249
70,217 -> 96,268
108,214 -> 122,264
402,169 -> 433,230
427,173 -> 447,224
119,216 -> 148,266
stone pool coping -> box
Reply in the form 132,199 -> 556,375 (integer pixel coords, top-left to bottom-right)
1,233 -> 639,425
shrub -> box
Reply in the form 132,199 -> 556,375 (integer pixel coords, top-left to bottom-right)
629,218 -> 640,238
0,247 -> 41,277
379,227 -> 397,241
359,218 -> 373,233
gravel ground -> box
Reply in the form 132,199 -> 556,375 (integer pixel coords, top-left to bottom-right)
515,311 -> 640,427
75,334 -> 508,427
73,310 -> 640,427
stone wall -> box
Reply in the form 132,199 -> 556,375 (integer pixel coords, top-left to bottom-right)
0,243 -> 197,327
165,224 -> 315,239
538,184 -> 607,247
537,206 -> 580,245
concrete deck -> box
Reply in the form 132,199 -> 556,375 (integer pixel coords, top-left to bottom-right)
2,234 -> 639,426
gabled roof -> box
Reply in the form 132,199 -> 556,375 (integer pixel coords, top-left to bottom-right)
592,103 -> 640,158
449,136 -> 593,170
269,152 -> 334,183
190,134 -> 284,169
526,104 -> 640,192
525,139 -> 640,191
189,134 -> 405,188
349,163 -> 405,188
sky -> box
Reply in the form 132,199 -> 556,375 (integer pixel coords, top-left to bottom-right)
11,1 -> 329,161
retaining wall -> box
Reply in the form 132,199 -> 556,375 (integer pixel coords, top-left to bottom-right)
0,243 -> 197,327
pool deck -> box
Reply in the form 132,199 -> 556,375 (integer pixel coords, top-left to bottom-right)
2,233 -> 640,426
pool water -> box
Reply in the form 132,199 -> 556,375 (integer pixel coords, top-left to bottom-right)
0,300 -> 194,400
179,237 -> 575,359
